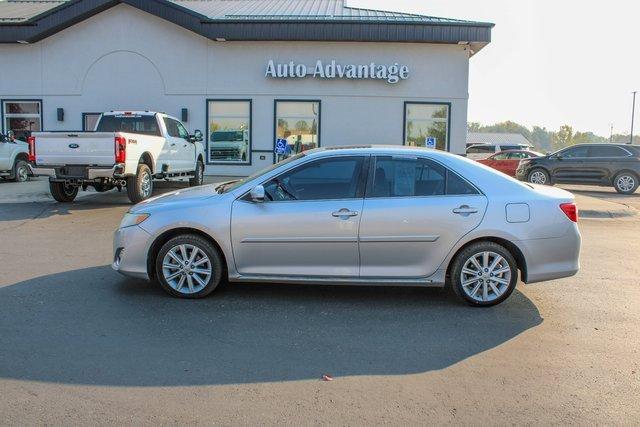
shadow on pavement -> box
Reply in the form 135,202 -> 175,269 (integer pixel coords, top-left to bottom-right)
0,266 -> 542,386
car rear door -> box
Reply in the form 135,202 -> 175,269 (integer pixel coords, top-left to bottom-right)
552,145 -> 591,182
358,155 -> 488,278
583,145 -> 634,184
231,155 -> 368,277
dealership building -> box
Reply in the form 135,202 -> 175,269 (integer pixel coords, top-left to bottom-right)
0,0 -> 493,175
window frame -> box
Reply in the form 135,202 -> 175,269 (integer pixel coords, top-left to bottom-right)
1,99 -> 43,137
206,98 -> 253,166
273,99 -> 321,164
403,101 -> 451,151
82,112 -> 102,131
587,145 -> 633,158
365,155 -> 481,199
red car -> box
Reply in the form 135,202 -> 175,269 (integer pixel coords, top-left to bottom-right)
477,150 -> 543,177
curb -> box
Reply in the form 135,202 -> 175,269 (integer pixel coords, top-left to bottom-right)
579,208 -> 637,219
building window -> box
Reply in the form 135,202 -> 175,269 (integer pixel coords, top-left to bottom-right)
404,102 -> 450,151
207,100 -> 251,164
2,100 -> 42,142
83,113 -> 101,131
275,100 -> 320,162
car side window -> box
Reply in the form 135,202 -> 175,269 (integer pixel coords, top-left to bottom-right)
507,152 -> 526,159
176,122 -> 190,141
163,118 -> 179,138
467,145 -> 495,154
588,146 -> 630,158
263,156 -> 365,202
493,153 -> 509,160
561,146 -> 589,158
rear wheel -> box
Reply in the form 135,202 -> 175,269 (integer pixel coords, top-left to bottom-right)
189,159 -> 204,187
613,172 -> 638,195
155,234 -> 223,298
49,181 -> 79,202
527,168 -> 551,185
12,159 -> 29,182
126,164 -> 153,203
451,241 -> 518,307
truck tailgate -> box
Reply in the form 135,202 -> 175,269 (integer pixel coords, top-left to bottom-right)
34,132 -> 115,166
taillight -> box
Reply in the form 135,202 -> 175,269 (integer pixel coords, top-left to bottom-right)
115,136 -> 126,163
27,136 -> 36,162
560,202 -> 578,222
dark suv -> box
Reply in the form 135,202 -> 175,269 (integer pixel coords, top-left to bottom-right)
515,143 -> 640,194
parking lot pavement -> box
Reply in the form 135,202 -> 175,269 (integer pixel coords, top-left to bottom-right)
559,184 -> 640,213
0,179 -> 639,425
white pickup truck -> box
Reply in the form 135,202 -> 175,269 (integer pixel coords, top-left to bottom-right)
0,132 -> 30,182
29,111 -> 206,203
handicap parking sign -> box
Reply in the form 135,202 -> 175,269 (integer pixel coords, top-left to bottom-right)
425,137 -> 437,149
275,138 -> 288,155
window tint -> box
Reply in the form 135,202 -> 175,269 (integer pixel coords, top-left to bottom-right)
501,145 -> 526,151
370,157 -> 445,197
588,145 -> 629,158
163,118 -> 180,138
447,170 -> 479,195
264,156 -> 364,201
467,145 -> 495,154
507,152 -> 527,159
561,146 -> 589,158
493,153 -> 509,160
97,115 -> 161,136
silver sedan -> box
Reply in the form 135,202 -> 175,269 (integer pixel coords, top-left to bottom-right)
113,146 -> 581,307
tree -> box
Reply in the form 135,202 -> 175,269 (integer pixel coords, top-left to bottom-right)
467,122 -> 482,132
552,125 -> 574,149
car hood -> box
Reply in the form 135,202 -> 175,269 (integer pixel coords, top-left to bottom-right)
130,184 -> 221,212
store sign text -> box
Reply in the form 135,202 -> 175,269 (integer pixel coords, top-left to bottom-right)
265,60 -> 409,84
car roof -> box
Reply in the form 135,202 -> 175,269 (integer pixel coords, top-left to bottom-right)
305,145 -> 462,160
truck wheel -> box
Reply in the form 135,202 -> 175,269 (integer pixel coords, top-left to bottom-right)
189,160 -> 204,187
126,164 -> 153,204
49,181 -> 79,202
12,159 -> 29,182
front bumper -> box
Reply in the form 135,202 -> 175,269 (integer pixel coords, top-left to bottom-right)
29,164 -> 124,180
112,225 -> 153,280
515,164 -> 530,181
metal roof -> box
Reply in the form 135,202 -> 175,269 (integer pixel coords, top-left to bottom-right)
0,0 -> 494,47
467,133 -> 533,147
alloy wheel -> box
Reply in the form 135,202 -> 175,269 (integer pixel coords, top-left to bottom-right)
460,251 -> 513,303
616,175 -> 635,193
17,165 -> 28,182
162,244 -> 212,294
141,172 -> 152,198
529,170 -> 547,185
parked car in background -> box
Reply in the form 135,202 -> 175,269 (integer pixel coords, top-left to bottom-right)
0,131 -> 30,182
29,112 -> 206,203
209,130 -> 249,162
477,149 -> 543,177
466,143 -> 533,160
516,143 -> 640,194
113,146 -> 581,307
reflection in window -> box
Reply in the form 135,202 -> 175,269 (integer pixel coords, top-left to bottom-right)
404,103 -> 449,151
2,101 -> 41,142
208,100 -> 251,163
83,113 -> 101,131
275,101 -> 320,162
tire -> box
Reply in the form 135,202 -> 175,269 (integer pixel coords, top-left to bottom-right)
12,159 -> 29,182
126,163 -> 153,204
450,241 -> 518,307
613,171 -> 639,195
189,159 -> 204,187
155,234 -> 223,299
49,181 -> 79,203
527,168 -> 551,185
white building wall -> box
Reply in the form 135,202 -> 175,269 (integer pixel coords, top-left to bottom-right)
0,4 -> 471,176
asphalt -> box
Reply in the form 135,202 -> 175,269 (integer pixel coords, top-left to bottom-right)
0,178 -> 639,424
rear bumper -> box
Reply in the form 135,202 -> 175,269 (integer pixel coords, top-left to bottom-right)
29,164 -> 124,180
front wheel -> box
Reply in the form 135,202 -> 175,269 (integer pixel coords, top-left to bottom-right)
527,168 -> 551,185
450,242 -> 518,307
613,172 -> 638,195
13,159 -> 29,182
155,234 -> 223,298
189,160 -> 204,187
49,181 -> 79,202
126,164 -> 153,204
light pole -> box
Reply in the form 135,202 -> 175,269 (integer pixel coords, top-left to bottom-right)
631,91 -> 637,144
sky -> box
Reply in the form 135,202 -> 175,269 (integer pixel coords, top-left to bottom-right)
353,0 -> 640,137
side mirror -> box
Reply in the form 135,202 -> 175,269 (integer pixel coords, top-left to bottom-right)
193,129 -> 203,142
249,185 -> 265,202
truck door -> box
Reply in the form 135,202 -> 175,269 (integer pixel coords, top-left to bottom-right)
161,117 -> 188,172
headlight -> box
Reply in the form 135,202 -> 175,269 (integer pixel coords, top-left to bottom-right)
119,212 -> 150,229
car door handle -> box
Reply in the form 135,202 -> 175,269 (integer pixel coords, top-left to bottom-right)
453,205 -> 478,215
332,209 -> 359,218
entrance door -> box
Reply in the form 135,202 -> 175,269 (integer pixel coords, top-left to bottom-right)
359,156 -> 487,278
231,155 -> 367,277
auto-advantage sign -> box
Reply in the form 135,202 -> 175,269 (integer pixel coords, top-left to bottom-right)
265,60 -> 409,84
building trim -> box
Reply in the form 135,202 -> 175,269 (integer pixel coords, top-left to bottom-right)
402,101 -> 452,152
205,98 -> 253,166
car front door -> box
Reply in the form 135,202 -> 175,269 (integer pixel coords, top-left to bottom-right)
552,145 -> 590,183
358,156 -> 488,278
161,117 -> 191,172
0,140 -> 13,170
231,155 -> 368,277
175,121 -> 195,171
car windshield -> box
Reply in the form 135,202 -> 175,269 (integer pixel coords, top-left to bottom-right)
212,131 -> 244,142
215,153 -> 306,194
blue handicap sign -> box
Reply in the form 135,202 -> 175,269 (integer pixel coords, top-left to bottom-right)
425,137 -> 437,149
275,138 -> 288,155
